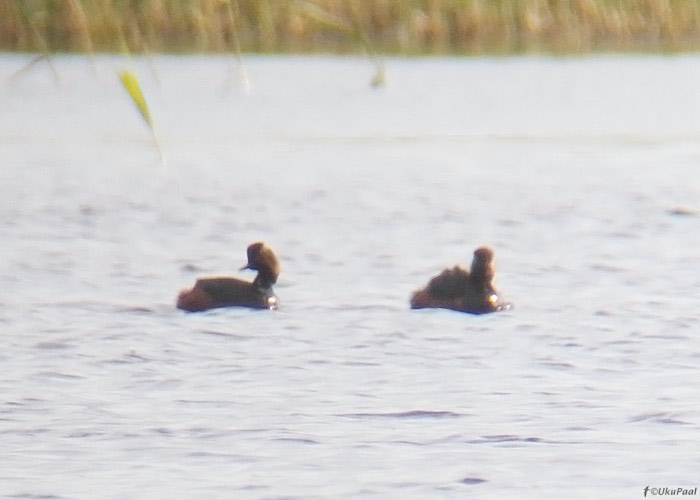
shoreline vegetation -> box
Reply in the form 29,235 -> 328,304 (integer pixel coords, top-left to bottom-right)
2,0 -> 700,56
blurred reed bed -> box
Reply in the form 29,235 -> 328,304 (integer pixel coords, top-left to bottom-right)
2,0 -> 700,54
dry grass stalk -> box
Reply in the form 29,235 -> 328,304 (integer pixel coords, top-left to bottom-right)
2,0 -> 700,54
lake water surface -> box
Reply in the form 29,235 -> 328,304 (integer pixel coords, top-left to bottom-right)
1,54 -> 700,499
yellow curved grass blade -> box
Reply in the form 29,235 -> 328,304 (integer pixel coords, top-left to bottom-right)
118,70 -> 152,127
118,69 -> 166,168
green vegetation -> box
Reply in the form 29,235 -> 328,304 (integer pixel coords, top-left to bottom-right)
2,0 -> 700,55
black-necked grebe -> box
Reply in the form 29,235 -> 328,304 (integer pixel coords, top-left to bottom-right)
177,242 -> 280,312
410,246 -> 511,314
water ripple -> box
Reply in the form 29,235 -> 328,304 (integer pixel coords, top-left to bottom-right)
629,412 -> 690,425
459,477 -> 488,485
340,410 -> 462,420
468,434 -> 543,444
7,495 -> 66,500
4,54 -> 700,500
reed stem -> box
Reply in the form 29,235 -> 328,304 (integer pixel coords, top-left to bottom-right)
2,1 -> 700,55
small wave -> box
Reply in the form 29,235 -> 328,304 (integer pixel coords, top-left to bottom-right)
538,357 -> 576,370
341,360 -> 381,367
200,330 -> 252,340
115,306 -> 155,314
272,437 -> 321,445
66,431 -> 105,438
589,263 -> 627,273
35,371 -> 83,380
328,303 -> 398,313
459,477 -> 488,485
629,412 -> 690,425
469,434 -> 542,444
340,410 -> 461,420
33,341 -> 71,350
7,494 -> 66,500
106,351 -> 150,364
